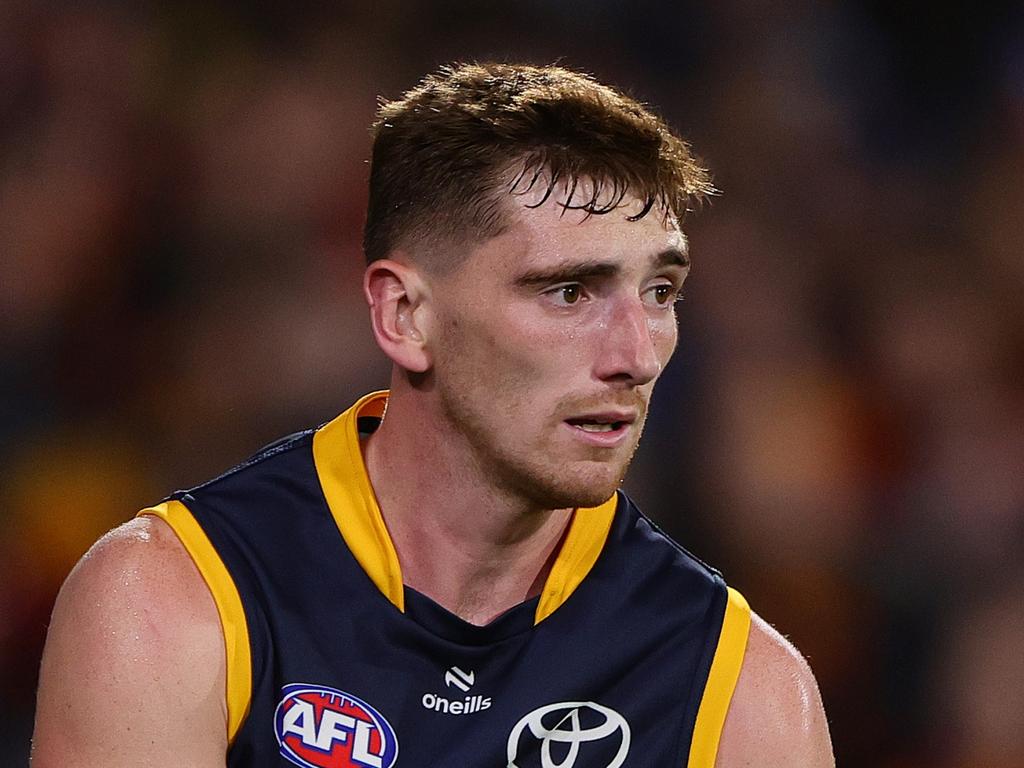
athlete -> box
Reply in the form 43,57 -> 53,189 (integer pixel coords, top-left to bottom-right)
32,63 -> 834,767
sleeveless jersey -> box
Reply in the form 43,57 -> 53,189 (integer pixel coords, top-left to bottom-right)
141,391 -> 750,768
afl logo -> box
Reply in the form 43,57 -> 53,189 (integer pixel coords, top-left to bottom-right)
274,683 -> 398,768
506,701 -> 631,768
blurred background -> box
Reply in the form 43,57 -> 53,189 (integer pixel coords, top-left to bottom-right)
2,0 -> 1023,765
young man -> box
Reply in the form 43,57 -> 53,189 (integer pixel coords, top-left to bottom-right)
33,63 -> 834,767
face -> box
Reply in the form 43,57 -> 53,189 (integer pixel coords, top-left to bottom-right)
425,189 -> 688,509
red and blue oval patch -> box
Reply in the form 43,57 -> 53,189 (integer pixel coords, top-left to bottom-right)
274,683 -> 399,768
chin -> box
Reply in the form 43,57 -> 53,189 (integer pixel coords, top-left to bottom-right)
519,463 -> 625,510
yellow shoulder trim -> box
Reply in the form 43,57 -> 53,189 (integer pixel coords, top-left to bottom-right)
139,500 -> 252,744
534,494 -> 618,624
313,391 -> 405,612
688,586 -> 751,768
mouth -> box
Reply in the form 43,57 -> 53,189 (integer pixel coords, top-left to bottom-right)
563,412 -> 637,446
565,419 -> 630,433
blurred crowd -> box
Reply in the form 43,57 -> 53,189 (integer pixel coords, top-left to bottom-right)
2,1 -> 1023,765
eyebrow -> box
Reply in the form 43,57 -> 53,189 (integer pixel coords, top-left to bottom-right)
655,246 -> 690,270
513,247 -> 690,288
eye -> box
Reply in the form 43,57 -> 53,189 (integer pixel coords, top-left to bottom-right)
643,283 -> 679,307
560,285 -> 582,304
545,284 -> 586,307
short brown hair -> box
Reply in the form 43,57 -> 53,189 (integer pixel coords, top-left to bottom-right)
363,62 -> 714,267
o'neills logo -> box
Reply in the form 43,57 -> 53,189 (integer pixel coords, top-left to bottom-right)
421,692 -> 492,715
421,665 -> 492,716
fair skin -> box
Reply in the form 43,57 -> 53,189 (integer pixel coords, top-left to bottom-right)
32,187 -> 834,767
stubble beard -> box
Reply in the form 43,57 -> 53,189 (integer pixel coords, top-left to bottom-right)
437,382 -> 645,511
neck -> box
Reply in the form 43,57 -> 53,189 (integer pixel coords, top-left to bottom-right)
362,383 -> 574,626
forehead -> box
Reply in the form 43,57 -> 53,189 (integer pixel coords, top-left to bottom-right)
478,184 -> 687,271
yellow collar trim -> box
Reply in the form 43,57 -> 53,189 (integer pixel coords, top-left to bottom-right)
534,494 -> 617,623
313,391 -> 618,624
313,391 -> 404,611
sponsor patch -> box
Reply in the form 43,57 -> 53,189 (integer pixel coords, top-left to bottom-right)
274,683 -> 398,768
506,701 -> 631,768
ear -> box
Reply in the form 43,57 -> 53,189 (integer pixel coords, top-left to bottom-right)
363,258 -> 432,373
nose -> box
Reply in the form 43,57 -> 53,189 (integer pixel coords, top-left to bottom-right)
593,297 -> 665,387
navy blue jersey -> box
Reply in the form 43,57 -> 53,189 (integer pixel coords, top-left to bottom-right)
142,391 -> 750,768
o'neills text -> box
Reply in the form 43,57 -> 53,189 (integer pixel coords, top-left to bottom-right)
421,692 -> 492,715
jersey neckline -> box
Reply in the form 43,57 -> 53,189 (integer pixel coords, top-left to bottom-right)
403,586 -> 541,644
311,390 -> 618,628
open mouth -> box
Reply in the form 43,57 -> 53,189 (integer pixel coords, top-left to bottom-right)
565,418 -> 628,433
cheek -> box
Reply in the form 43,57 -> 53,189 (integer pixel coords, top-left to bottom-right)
652,318 -> 679,366
438,310 -> 546,386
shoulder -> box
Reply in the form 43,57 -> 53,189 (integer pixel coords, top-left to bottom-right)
715,611 -> 835,768
46,514 -> 222,643
32,516 -> 227,766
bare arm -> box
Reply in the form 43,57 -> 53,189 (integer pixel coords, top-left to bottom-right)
715,612 -> 834,768
32,516 -> 228,767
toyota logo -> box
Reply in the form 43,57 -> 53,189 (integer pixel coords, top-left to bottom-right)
506,701 -> 631,768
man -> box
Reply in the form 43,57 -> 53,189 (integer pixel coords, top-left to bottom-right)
33,63 -> 833,767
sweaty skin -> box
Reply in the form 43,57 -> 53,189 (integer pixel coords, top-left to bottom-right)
718,616 -> 835,768
32,191 -> 834,767
32,516 -> 228,767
